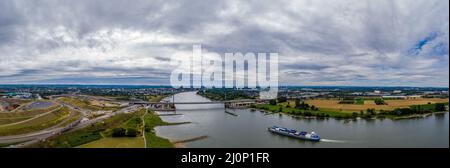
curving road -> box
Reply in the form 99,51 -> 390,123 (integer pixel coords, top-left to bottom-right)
1,96 -> 139,148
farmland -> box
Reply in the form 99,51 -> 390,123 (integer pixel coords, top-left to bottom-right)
78,137 -> 144,148
254,98 -> 449,119
305,98 -> 448,113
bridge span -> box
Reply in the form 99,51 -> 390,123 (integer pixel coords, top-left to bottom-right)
130,99 -> 269,111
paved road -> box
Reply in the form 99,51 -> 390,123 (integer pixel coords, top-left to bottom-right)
0,104 -> 81,145
1,97 -> 138,148
70,105 -> 140,131
0,100 -> 83,146
0,105 -> 63,127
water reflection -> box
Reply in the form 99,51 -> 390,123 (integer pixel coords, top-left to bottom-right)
155,92 -> 449,148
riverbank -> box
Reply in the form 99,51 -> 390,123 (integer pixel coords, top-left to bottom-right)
152,91 -> 449,148
171,136 -> 208,148
253,107 -> 449,122
250,104 -> 448,120
252,100 -> 449,121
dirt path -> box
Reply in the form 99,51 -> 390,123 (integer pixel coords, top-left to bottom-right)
0,105 -> 63,127
142,110 -> 148,148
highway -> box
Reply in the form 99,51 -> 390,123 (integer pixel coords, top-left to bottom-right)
0,102 -> 81,146
131,99 -> 260,105
1,96 -> 139,148
0,105 -> 63,127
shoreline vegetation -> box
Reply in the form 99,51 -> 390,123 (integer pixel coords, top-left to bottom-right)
198,91 -> 448,120
251,101 -> 449,120
28,108 -> 186,148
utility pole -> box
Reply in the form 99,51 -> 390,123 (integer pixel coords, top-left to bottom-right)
172,88 -> 175,102
172,88 -> 175,114
224,87 -> 227,109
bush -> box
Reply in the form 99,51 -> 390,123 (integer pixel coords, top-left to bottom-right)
277,96 -> 287,103
435,103 -> 446,111
366,108 -> 376,115
304,111 -> 312,116
295,101 -> 310,110
269,99 -> 277,105
339,100 -> 355,104
393,108 -> 415,116
112,128 -> 126,137
374,98 -> 387,105
352,112 -> 358,118
126,128 -> 138,137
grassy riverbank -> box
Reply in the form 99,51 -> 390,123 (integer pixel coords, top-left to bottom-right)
28,108 -> 178,148
143,110 -> 173,148
29,111 -> 137,148
253,101 -> 449,120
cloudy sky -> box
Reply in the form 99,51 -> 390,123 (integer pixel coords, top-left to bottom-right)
0,0 -> 448,87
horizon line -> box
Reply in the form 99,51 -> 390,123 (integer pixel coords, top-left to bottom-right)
0,83 -> 448,89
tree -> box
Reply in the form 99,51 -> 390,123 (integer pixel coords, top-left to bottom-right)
126,128 -> 138,137
269,99 -> 277,105
374,98 -> 386,105
112,128 -> 126,137
435,103 -> 446,111
366,108 -> 376,115
295,100 -> 310,110
277,96 -> 287,103
294,99 -> 301,108
352,112 -> 358,118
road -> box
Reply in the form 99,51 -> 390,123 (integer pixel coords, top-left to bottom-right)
0,104 -> 80,145
142,111 -> 148,148
1,96 -> 139,148
69,105 -> 140,131
0,105 -> 63,127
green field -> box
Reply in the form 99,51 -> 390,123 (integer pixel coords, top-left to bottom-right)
255,104 -> 351,118
78,137 -> 144,148
29,111 -> 138,148
58,97 -> 118,111
79,109 -> 173,148
0,117 -> 32,125
255,100 -> 449,119
30,108 -> 175,148
143,111 -> 173,148
148,95 -> 165,102
355,99 -> 365,105
0,106 -> 71,136
0,104 -> 61,119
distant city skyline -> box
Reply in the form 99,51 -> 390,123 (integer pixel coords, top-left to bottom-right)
0,0 -> 448,87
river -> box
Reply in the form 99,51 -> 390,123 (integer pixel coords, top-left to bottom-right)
155,92 -> 449,148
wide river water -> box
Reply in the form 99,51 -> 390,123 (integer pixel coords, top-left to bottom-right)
155,92 -> 449,148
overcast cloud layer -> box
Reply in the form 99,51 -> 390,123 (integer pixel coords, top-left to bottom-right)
0,0 -> 448,87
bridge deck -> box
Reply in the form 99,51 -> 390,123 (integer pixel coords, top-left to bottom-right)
131,99 -> 267,105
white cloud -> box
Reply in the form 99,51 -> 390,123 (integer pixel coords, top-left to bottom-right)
0,0 -> 448,87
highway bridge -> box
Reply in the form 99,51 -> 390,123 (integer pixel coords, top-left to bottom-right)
130,99 -> 269,111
